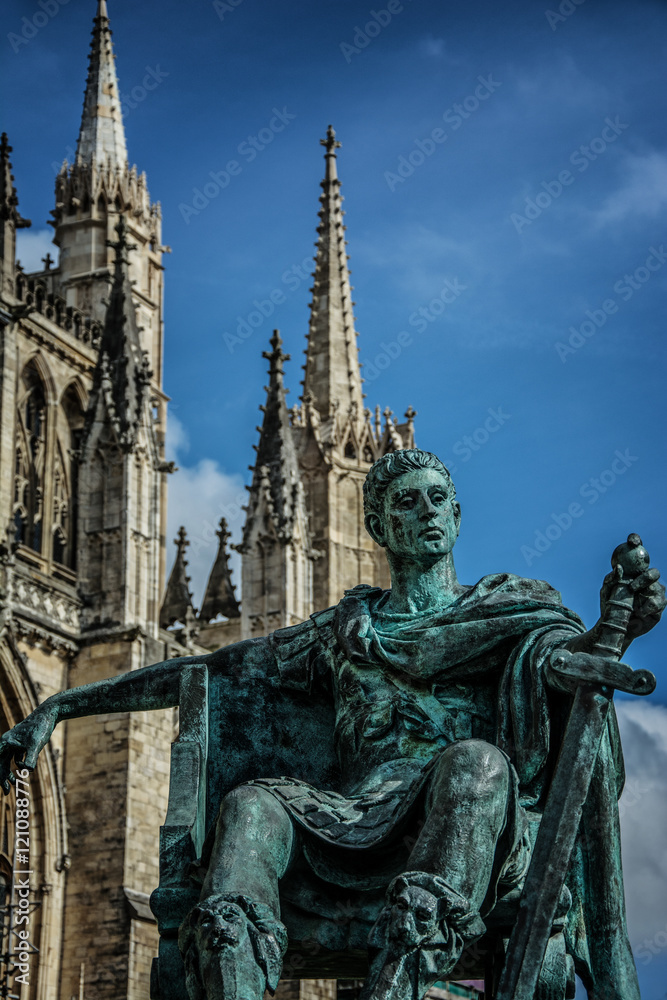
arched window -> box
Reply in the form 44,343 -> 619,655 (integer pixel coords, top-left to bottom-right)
52,384 -> 86,568
13,362 -> 47,553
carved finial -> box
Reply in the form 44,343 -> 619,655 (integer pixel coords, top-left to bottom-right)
262,329 -> 291,376
160,526 -> 196,630
175,525 -> 189,556
405,405 -> 417,424
106,215 -> 137,268
320,124 -> 342,156
41,252 -> 54,270
216,518 -> 231,547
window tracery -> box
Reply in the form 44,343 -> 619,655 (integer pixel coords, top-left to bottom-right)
13,362 -> 46,552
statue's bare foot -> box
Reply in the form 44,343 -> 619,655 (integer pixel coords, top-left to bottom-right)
178,894 -> 287,1000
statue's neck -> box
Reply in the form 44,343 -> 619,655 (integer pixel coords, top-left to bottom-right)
384,553 -> 464,614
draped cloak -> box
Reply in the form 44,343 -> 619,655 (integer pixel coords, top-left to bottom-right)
218,573 -> 639,1000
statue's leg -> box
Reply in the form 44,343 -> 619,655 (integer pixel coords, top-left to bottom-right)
201,784 -> 296,911
179,785 -> 295,1000
408,738 -> 512,911
362,740 -> 512,1000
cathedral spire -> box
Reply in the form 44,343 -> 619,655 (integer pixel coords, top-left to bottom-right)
160,527 -> 195,628
241,330 -> 303,547
301,125 -> 364,424
75,0 -> 128,166
200,518 -> 240,622
0,133 -> 31,297
85,215 -> 151,450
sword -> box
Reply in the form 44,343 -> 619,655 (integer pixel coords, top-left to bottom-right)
495,533 -> 656,1000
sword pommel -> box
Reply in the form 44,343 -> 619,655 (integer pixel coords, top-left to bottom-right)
611,533 -> 649,580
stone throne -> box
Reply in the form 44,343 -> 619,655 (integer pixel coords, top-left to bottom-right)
149,654 -> 575,1000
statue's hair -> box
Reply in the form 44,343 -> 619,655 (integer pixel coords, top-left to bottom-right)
363,449 -> 456,530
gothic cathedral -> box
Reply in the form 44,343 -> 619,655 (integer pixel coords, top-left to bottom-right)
0,3 -> 416,999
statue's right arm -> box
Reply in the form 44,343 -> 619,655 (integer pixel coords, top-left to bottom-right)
0,651 -> 203,794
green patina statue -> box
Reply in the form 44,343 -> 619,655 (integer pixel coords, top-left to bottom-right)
1,450 -> 664,1000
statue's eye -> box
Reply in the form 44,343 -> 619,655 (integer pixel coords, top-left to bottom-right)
416,908 -> 431,920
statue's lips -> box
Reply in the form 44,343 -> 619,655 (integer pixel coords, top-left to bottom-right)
420,526 -> 444,537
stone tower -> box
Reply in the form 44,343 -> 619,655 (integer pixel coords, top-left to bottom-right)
0,4 -> 178,999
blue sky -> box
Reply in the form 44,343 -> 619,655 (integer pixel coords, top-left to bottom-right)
3,0 -> 666,993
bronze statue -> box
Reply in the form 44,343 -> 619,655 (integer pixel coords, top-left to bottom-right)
1,450 -> 664,1000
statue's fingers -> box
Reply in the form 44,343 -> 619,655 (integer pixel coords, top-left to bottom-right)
634,583 -> 666,611
21,747 -> 38,771
630,567 -> 661,592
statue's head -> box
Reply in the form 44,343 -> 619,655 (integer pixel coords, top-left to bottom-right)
363,449 -> 460,563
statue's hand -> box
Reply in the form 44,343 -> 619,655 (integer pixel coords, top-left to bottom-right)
546,649 -> 655,697
0,701 -> 58,794
600,565 -> 666,645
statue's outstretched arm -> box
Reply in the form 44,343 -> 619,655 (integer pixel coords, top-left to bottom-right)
0,652 -> 199,794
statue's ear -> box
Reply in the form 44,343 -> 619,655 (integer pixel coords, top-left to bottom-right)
453,501 -> 461,536
365,512 -> 386,547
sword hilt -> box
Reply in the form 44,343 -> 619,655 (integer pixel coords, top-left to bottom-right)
593,533 -> 649,660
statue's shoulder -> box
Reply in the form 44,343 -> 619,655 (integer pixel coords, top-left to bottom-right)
268,611 -> 337,693
479,572 -> 564,606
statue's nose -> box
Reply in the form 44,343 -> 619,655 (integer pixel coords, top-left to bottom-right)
419,495 -> 437,517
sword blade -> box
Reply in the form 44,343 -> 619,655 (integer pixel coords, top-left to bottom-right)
495,684 -> 611,1000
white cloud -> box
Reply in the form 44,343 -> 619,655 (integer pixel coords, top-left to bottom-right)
165,414 -> 245,606
15,228 -> 58,273
594,151 -> 667,227
356,225 -> 477,300
616,700 -> 667,952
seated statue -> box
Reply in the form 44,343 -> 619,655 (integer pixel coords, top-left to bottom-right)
1,450 -> 664,1000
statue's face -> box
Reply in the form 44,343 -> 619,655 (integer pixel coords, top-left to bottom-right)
375,468 -> 460,565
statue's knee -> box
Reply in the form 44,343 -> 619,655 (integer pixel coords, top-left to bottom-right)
220,784 -> 289,827
432,740 -> 509,797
